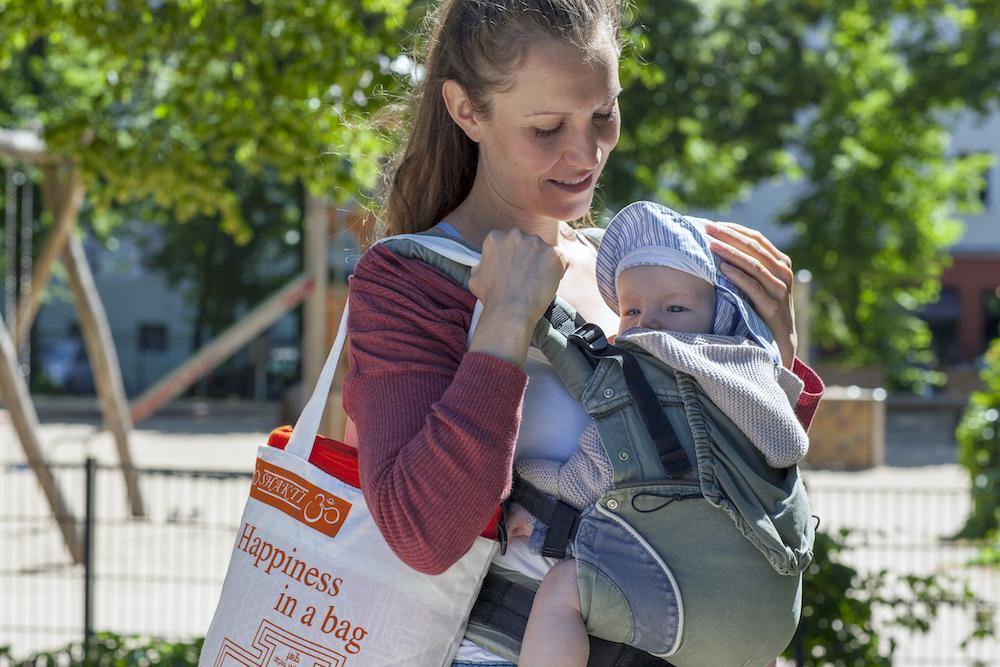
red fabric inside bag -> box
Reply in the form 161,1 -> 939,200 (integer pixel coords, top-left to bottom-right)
266,426 -> 500,540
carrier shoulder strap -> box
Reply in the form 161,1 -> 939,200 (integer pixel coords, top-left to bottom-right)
571,324 -> 694,479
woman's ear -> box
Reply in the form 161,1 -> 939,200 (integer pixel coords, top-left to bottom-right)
442,79 -> 483,143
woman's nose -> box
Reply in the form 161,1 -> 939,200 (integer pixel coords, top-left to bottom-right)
564,126 -> 601,170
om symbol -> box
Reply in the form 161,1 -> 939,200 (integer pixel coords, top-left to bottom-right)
302,492 -> 341,526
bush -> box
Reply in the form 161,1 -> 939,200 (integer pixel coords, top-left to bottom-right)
956,337 -> 1000,540
1,633 -> 203,666
787,528 -> 994,665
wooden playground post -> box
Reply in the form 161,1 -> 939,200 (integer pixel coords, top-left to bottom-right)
1,126 -> 145,519
302,193 -> 328,408
0,313 -> 83,563
129,274 -> 315,424
15,163 -> 83,348
62,233 -> 145,517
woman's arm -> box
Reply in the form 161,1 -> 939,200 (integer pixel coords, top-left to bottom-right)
346,230 -> 565,574
344,245 -> 528,574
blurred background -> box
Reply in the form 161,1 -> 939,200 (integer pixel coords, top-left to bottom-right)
1,0 -> 999,664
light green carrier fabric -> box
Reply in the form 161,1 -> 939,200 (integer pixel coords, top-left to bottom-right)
379,230 -> 815,666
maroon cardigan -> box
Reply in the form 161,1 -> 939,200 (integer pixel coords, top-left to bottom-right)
343,244 -> 825,575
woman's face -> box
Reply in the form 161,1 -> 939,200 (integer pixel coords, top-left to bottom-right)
475,37 -> 622,223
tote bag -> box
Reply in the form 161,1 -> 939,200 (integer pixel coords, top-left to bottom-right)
202,236 -> 498,666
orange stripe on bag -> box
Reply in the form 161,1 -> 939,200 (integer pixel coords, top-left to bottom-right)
250,458 -> 352,539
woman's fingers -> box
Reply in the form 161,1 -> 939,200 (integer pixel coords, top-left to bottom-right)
719,260 -> 778,318
705,222 -> 794,286
711,239 -> 789,302
705,220 -> 798,367
705,221 -> 792,267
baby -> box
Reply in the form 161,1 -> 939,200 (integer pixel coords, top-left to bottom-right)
509,201 -> 808,666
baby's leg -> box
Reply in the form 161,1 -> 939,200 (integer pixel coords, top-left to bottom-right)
519,559 -> 589,667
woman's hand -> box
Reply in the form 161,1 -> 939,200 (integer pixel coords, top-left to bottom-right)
467,229 -> 568,367
704,221 -> 798,369
469,229 -> 568,324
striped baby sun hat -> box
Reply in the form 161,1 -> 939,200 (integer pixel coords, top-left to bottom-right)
596,201 -> 782,365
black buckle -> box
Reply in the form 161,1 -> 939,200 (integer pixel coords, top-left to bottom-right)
569,323 -> 608,353
541,500 -> 581,559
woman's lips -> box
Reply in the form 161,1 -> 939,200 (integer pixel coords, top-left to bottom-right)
548,173 -> 594,193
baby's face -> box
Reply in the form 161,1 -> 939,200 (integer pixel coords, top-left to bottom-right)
616,265 -> 716,334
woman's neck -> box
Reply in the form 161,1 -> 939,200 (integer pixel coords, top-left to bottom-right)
444,173 -> 567,247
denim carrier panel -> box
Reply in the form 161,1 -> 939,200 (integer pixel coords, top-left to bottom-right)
379,231 -> 813,667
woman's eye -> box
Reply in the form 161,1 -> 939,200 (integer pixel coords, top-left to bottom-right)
594,109 -> 617,123
534,123 -> 563,138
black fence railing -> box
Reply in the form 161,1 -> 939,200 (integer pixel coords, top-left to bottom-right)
1,458 -> 251,659
1,460 -> 997,665
801,471 -> 999,666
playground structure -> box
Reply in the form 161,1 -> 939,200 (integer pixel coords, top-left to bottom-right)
0,126 -> 356,563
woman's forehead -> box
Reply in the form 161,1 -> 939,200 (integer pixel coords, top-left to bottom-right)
497,39 -> 621,113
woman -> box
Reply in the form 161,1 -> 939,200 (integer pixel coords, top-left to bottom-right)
343,1 -> 823,664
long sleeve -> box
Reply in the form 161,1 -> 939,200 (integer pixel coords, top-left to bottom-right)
791,357 -> 824,431
343,245 -> 528,575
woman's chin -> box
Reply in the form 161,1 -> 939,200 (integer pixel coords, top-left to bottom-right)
541,198 -> 595,223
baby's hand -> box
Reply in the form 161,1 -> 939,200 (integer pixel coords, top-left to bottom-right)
505,502 -> 535,539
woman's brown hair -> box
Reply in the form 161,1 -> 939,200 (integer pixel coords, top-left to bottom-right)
378,0 -> 621,238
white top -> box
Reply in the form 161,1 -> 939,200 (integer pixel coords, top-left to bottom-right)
456,349 -> 591,662
428,222 -> 594,663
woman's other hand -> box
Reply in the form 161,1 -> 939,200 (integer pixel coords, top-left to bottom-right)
705,222 -> 798,369
467,229 -> 568,367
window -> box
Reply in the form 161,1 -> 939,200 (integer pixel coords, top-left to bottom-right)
959,151 -> 991,208
138,323 -> 168,352
921,288 -> 961,364
983,288 -> 1000,352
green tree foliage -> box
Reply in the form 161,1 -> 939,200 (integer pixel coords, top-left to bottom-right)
0,0 -> 408,242
123,164 -> 305,350
957,338 -> 1000,539
2,1 -> 998,384
607,0 -> 998,387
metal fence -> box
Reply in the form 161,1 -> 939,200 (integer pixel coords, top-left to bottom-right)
1,459 -> 998,665
1,459 -> 251,660
801,471 -> 999,666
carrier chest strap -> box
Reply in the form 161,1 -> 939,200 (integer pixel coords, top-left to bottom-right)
509,473 -> 581,559
569,323 -> 694,479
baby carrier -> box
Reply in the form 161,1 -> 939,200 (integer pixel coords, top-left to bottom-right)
380,228 -> 816,667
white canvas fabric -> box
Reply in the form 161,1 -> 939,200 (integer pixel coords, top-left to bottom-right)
202,235 -> 497,667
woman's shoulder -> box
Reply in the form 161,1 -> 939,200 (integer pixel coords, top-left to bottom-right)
347,243 -> 478,366
351,243 -> 476,313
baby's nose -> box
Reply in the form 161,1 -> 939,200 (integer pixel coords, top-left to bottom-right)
639,313 -> 663,330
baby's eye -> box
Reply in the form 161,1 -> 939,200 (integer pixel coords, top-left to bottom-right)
666,306 -> 688,313
623,308 -> 640,316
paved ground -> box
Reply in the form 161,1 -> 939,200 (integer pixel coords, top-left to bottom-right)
1,401 -> 998,664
